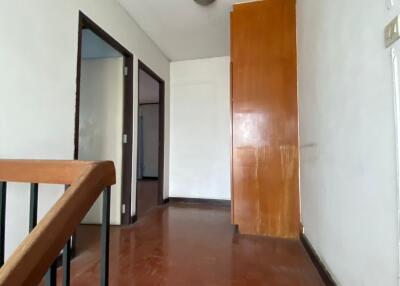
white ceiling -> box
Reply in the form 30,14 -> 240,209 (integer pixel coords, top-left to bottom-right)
117,0 -> 249,61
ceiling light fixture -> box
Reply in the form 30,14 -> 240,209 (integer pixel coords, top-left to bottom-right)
194,0 -> 216,6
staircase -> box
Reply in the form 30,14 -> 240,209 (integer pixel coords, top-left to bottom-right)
0,160 -> 116,286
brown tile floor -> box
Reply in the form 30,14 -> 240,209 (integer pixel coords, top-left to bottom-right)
137,179 -> 159,217
60,203 -> 324,286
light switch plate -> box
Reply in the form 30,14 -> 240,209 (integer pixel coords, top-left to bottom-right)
385,16 -> 400,48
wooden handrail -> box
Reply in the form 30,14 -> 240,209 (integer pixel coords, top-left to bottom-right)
0,160 -> 115,185
0,160 -> 116,285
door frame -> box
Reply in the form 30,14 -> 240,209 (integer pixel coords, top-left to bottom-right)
74,11 -> 134,225
136,60 -> 165,216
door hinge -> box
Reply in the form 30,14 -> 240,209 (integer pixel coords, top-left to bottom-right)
122,204 -> 126,214
123,134 -> 128,144
124,66 -> 128,76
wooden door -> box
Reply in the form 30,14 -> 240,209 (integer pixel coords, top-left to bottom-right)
231,0 -> 299,238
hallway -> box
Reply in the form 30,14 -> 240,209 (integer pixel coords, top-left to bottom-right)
67,203 -> 324,286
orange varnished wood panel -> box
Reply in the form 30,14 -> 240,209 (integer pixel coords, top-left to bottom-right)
231,0 -> 299,238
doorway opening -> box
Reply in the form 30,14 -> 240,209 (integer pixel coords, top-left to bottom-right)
136,61 -> 165,218
74,12 -> 133,225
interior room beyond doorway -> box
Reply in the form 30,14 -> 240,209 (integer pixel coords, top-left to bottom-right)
136,62 -> 164,217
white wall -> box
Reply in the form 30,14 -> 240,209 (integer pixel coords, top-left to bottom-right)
297,0 -> 399,285
0,0 -> 170,259
79,57 -> 124,225
139,104 -> 159,178
170,57 -> 231,200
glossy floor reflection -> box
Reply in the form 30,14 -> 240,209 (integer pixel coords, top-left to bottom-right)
137,179 -> 159,217
64,203 -> 324,286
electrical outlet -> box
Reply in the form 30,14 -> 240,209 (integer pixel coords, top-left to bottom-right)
385,16 -> 400,48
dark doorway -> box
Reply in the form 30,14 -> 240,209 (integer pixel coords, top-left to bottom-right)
136,60 -> 165,217
74,12 -> 133,225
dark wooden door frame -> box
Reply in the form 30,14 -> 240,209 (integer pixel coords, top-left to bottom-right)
74,11 -> 134,225
136,60 -> 165,218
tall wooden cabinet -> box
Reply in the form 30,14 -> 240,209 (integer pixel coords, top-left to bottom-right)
231,0 -> 299,238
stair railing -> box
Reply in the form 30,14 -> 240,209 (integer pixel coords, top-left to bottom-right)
0,160 -> 116,286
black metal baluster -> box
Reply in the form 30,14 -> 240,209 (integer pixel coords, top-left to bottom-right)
100,186 -> 111,286
62,240 -> 71,286
29,183 -> 38,232
45,261 -> 57,286
0,182 -> 6,267
44,184 -> 64,285
63,185 -> 71,286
